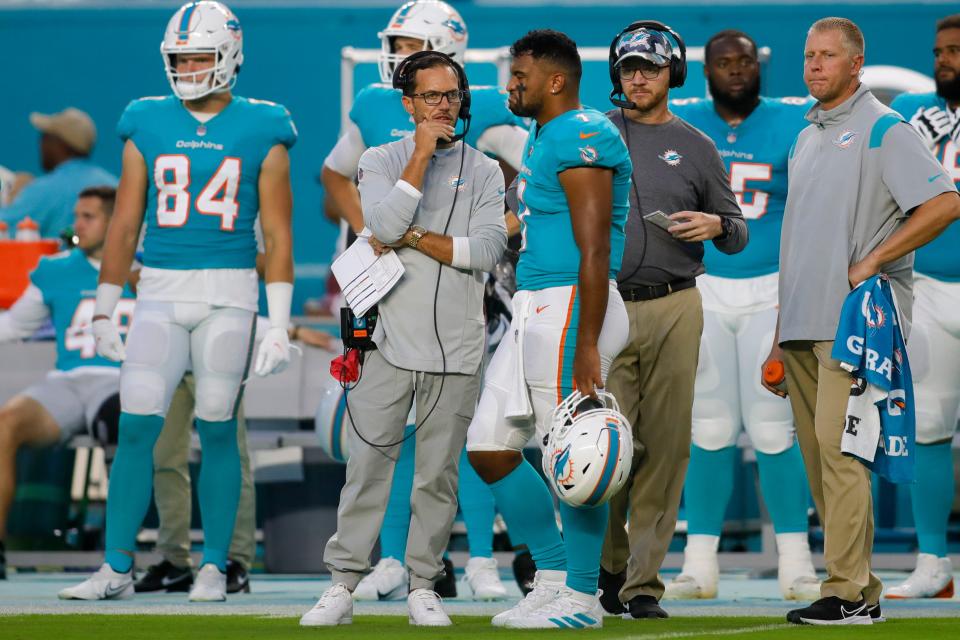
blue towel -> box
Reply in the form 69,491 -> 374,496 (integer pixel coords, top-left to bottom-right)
832,275 -> 915,483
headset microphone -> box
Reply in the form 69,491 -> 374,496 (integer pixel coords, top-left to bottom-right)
608,19 -> 688,110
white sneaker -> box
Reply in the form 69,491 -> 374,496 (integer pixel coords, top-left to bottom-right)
407,588 -> 451,626
506,586 -> 604,629
300,583 -> 353,626
886,554 -> 955,599
664,535 -> 719,599
492,570 -> 565,627
58,563 -> 134,600
463,557 -> 508,601
353,557 -> 408,601
777,532 -> 821,600
188,564 -> 226,602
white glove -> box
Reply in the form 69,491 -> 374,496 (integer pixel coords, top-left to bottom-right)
254,326 -> 290,376
93,317 -> 126,361
909,105 -> 953,148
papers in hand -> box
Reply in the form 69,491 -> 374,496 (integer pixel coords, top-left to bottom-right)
330,234 -> 404,317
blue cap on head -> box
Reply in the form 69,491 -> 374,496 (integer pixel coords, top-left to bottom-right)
614,28 -> 673,67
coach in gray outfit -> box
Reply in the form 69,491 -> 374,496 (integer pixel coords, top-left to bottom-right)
318,51 -> 506,625
767,18 -> 960,625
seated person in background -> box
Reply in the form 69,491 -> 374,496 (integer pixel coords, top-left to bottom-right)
0,109 -> 117,238
0,186 -> 134,579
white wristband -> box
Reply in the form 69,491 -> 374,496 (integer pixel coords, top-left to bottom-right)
265,281 -> 293,330
94,283 -> 123,318
451,237 -> 472,269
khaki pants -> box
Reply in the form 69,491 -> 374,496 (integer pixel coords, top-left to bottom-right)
153,373 -> 256,569
602,287 -> 703,601
324,350 -> 481,592
781,341 -> 882,604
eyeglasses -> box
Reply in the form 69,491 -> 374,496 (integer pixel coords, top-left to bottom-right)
410,90 -> 465,105
618,62 -> 665,81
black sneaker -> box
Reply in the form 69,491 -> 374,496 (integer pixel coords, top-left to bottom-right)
787,596 -> 871,625
0,541 -> 6,580
133,560 -> 193,593
599,567 -> 626,614
869,603 -> 885,623
435,557 -> 457,598
511,550 -> 536,596
625,594 -> 668,619
226,559 -> 250,594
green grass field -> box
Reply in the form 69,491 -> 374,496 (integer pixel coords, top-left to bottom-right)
3,615 -> 960,639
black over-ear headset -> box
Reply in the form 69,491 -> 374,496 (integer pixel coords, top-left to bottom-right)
609,19 -> 687,109
392,50 -> 472,137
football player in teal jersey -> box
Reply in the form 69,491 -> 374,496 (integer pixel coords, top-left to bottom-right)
323,0 -> 527,602
667,30 -> 820,601
0,186 -> 134,580
886,13 -> 960,600
60,1 -> 295,603
466,30 -> 632,629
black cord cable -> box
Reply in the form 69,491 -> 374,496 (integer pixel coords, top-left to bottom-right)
342,131 -> 469,450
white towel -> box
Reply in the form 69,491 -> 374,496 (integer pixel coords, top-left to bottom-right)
504,290 -> 534,419
841,376 -> 884,463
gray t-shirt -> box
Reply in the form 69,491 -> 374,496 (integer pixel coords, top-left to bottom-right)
360,137 -> 507,374
779,85 -> 956,344
605,109 -> 747,288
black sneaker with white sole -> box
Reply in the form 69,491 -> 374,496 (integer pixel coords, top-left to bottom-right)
787,596 -> 872,625
435,557 -> 457,599
511,550 -> 536,596
869,603 -> 885,623
134,560 -> 193,593
599,567 -> 627,614
226,559 -> 250,594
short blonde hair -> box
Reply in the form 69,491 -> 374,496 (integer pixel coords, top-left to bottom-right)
809,17 -> 865,57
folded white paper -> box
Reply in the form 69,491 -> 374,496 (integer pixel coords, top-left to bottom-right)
330,236 -> 404,316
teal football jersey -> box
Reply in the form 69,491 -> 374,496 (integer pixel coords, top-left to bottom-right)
118,95 -> 297,270
671,96 -> 811,278
29,249 -> 136,372
891,92 -> 960,282
514,108 -> 632,291
349,83 -> 526,149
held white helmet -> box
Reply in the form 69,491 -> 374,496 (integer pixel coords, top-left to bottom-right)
314,378 -> 350,464
161,1 -> 244,100
542,390 -> 633,508
378,0 -> 468,83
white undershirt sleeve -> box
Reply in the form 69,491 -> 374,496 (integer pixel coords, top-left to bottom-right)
0,284 -> 50,342
476,125 -> 529,172
323,122 -> 368,179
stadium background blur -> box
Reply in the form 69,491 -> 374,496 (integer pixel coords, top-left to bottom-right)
0,0 -> 952,314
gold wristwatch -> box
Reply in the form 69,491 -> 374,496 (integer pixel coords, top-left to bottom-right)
406,225 -> 427,249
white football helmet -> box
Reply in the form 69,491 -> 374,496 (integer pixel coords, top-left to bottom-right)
378,0 -> 468,83
542,390 -> 633,508
161,1 -> 244,100
315,378 -> 350,464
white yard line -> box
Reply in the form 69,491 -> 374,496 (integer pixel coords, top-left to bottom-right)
622,624 -> 792,640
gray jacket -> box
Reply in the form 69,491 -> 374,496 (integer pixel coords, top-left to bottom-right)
360,137 -> 507,374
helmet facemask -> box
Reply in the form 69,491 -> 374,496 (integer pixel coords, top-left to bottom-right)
164,45 -> 239,101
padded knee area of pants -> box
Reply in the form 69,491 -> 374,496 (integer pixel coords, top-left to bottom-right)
194,382 -> 239,422
692,416 -> 738,450
746,420 -> 795,454
120,369 -> 169,415
915,408 -> 954,444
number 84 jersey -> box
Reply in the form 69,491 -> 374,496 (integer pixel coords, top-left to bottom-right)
671,96 -> 811,279
118,95 -> 297,270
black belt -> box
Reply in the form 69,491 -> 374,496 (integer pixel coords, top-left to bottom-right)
618,278 -> 696,302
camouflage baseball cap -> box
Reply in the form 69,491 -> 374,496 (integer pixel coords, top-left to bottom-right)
614,28 -> 673,68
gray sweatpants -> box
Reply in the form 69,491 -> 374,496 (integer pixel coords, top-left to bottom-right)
323,350 -> 481,591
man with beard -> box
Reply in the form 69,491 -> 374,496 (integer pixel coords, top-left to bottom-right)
665,30 -> 819,602
598,22 -> 747,619
466,29 -> 633,629
886,14 -> 960,600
